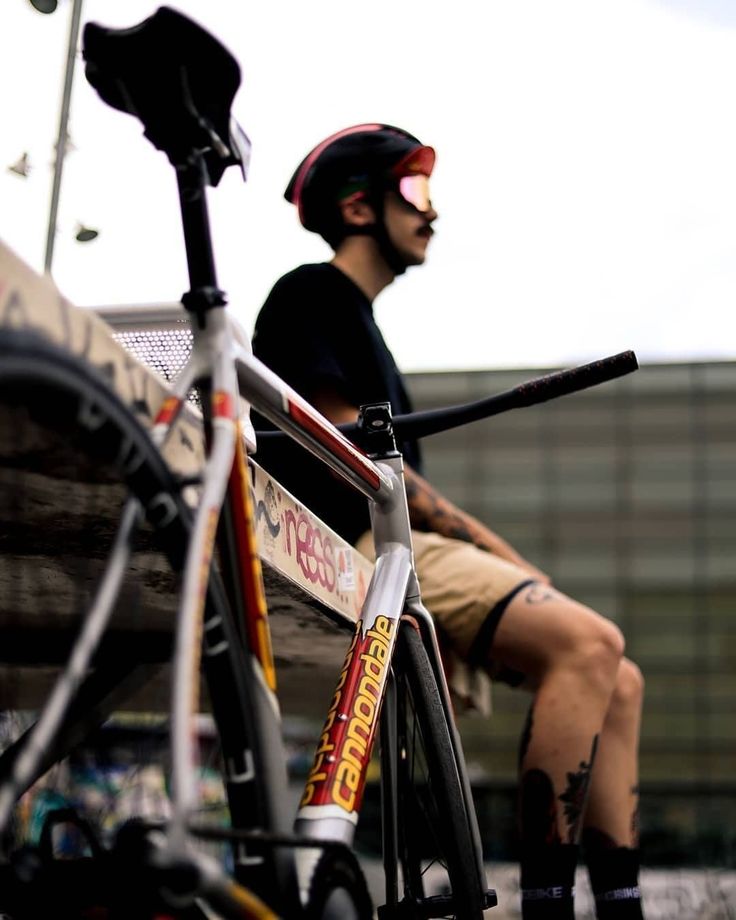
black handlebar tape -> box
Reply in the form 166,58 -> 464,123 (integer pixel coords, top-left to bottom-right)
389,350 -> 638,441
508,349 -> 638,407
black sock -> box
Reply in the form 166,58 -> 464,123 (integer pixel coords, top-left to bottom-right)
586,846 -> 644,919
520,843 -> 578,919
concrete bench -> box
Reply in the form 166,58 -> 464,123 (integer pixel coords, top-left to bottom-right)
0,239 -> 373,720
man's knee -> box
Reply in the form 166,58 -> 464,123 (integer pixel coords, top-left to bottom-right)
611,658 -> 645,711
597,619 -> 626,664
565,616 -> 625,692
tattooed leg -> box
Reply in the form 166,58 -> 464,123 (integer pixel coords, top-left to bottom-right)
518,728 -> 600,918
580,659 -> 646,917
523,583 -> 557,605
583,658 -> 644,847
487,586 -> 626,917
504,592 -> 623,844
517,717 -> 602,918
559,736 -> 599,841
488,583 -> 627,846
519,728 -> 600,846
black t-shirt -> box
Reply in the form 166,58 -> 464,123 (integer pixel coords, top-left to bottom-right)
251,262 -> 421,543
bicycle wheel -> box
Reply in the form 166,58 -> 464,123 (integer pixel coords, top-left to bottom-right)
384,620 -> 487,919
0,329 -> 296,915
305,847 -> 373,920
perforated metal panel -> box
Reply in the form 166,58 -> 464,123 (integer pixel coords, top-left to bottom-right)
96,303 -> 192,384
112,326 -> 193,384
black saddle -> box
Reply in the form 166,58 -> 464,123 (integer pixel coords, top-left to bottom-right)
83,6 -> 249,186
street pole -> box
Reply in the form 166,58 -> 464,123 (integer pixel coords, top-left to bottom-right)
43,0 -> 84,275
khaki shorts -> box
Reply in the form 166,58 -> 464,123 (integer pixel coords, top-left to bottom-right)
354,530 -> 532,667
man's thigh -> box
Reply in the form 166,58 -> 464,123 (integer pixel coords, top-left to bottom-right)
490,581 -> 624,687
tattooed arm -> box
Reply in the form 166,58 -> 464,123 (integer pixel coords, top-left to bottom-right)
404,465 -> 550,582
311,387 -> 550,584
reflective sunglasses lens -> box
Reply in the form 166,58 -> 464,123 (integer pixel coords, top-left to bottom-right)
398,175 -> 431,212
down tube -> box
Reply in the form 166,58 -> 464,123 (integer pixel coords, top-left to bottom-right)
294,544 -> 413,847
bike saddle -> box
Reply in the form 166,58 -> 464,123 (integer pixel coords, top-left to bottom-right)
83,6 -> 249,186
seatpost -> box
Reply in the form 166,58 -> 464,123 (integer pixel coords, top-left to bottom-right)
176,155 -> 227,328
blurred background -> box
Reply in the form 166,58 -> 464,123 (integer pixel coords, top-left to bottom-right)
404,362 -> 736,867
3,0 -> 736,372
2,0 -> 735,916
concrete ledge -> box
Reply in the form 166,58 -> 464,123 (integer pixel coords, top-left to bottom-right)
0,239 -> 372,717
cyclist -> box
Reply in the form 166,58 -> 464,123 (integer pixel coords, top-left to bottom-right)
252,124 -> 645,920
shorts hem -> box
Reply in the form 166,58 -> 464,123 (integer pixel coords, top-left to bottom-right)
467,578 -> 535,669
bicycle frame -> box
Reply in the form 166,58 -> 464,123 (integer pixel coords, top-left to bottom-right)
152,290 -> 483,895
73,96 -> 478,907
246,358 -> 479,842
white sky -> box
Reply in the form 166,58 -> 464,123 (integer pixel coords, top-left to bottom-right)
2,0 -> 736,371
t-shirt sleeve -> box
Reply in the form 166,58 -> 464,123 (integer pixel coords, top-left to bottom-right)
252,268 -> 352,401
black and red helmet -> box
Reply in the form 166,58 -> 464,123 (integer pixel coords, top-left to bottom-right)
285,123 -> 435,242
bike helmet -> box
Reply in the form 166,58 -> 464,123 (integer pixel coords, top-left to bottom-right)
284,123 -> 435,273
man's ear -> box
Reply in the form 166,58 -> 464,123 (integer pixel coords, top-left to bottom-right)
338,196 -> 376,228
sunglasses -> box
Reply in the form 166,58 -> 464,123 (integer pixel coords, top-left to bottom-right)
397,174 -> 432,213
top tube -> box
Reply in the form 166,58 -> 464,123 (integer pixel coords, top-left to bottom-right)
233,343 -> 395,506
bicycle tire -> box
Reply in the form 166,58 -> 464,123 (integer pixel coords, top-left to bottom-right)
0,329 -> 296,915
387,620 -> 486,919
305,847 -> 373,920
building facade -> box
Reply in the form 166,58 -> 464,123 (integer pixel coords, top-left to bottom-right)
405,360 -> 736,864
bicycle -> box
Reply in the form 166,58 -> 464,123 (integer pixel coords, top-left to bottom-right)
0,6 -> 638,918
